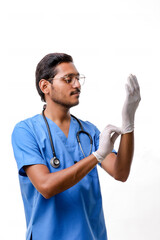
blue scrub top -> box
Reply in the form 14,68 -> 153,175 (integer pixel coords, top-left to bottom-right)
12,114 -> 108,240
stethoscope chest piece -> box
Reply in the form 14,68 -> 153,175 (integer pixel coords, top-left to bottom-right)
50,157 -> 60,168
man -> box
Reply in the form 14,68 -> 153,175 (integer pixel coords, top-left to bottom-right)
12,53 -> 141,240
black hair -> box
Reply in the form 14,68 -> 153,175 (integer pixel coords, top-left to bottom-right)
35,53 -> 73,102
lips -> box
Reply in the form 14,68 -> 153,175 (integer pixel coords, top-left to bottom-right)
70,89 -> 81,96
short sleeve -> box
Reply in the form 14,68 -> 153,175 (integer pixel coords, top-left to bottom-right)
11,122 -> 47,176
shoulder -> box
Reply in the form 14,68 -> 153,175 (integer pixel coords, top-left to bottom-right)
13,114 -> 41,129
82,120 -> 99,131
12,114 -> 42,137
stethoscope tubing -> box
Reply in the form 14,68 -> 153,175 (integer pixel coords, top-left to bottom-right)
42,109 -> 93,168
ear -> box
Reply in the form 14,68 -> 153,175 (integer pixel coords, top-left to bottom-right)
39,79 -> 50,95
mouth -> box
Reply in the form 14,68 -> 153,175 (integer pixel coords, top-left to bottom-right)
70,89 -> 81,96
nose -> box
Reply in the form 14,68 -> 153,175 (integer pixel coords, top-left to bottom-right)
72,78 -> 81,88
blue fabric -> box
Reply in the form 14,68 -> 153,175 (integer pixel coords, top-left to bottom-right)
12,114 -> 109,240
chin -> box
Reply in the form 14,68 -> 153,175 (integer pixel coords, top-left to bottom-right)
61,100 -> 79,109
71,101 -> 79,107
70,99 -> 80,107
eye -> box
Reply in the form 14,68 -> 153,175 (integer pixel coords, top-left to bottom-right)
64,76 -> 72,83
75,75 -> 80,80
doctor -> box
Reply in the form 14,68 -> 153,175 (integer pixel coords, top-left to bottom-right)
12,53 -> 141,240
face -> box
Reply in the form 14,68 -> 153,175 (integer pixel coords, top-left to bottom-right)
49,62 -> 81,108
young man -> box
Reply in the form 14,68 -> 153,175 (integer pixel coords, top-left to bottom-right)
12,53 -> 141,240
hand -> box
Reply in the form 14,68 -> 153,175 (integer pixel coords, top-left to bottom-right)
93,125 -> 121,163
122,74 -> 141,134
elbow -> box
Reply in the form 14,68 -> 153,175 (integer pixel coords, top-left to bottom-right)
114,172 -> 129,182
113,165 -> 131,182
114,175 -> 128,182
39,182 -> 55,199
40,185 -> 52,199
39,175 -> 65,199
42,192 -> 52,200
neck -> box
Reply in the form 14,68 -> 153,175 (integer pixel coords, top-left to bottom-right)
43,101 -> 70,123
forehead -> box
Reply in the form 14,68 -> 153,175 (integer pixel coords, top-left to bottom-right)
55,62 -> 79,76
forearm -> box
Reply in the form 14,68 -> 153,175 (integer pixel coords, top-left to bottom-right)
46,155 -> 98,197
25,154 -> 98,199
101,75 -> 140,181
114,132 -> 134,181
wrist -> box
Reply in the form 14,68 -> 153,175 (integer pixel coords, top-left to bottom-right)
92,152 -> 104,163
121,122 -> 134,134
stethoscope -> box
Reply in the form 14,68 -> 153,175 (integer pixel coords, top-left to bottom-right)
42,106 -> 93,168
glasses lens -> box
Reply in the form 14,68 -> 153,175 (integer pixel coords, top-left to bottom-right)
79,74 -> 85,85
64,74 -> 85,85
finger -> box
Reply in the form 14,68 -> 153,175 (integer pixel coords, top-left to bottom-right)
132,75 -> 140,91
125,83 -> 132,96
127,76 -> 134,93
111,132 -> 120,143
104,125 -> 121,135
130,74 -> 140,92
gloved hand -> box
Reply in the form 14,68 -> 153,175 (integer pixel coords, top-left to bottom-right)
93,125 -> 121,163
122,74 -> 141,134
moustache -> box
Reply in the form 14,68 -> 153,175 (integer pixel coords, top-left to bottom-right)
70,89 -> 81,96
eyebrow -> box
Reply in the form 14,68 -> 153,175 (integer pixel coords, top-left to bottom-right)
63,72 -> 80,77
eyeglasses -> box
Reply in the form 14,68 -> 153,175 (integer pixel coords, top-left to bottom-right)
47,74 -> 85,86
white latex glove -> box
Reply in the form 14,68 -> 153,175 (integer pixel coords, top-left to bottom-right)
122,74 -> 141,134
93,125 -> 121,163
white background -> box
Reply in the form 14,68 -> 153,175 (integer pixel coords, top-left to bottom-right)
1,0 -> 160,239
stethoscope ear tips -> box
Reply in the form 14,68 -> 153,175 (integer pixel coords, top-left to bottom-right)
50,157 -> 60,168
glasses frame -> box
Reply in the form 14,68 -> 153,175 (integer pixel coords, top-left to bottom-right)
46,73 -> 85,86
